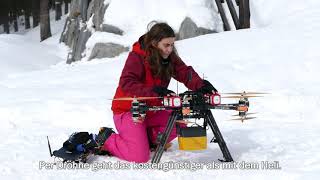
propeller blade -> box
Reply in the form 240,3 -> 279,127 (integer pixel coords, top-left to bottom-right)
243,116 -> 256,120
227,119 -> 246,121
222,95 -> 263,98
222,92 -> 269,95
247,112 -> 257,115
229,116 -> 256,121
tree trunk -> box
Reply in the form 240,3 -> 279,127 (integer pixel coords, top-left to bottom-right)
7,0 -> 18,32
25,17 -> 31,29
49,0 -> 55,10
55,0 -> 62,21
64,0 -> 69,14
239,0 -> 250,29
3,17 -> 10,34
40,0 -> 51,41
13,13 -> 18,32
23,0 -> 32,29
25,13 -> 31,29
32,0 -> 40,27
0,0 -> 10,33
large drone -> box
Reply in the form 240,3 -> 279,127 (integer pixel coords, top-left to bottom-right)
112,90 -> 267,163
113,91 -> 267,123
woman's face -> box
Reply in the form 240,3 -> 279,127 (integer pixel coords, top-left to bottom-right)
156,37 -> 175,59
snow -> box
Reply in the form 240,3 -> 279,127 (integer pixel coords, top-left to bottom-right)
83,0 -> 223,59
103,0 -> 219,33
1,0 -> 320,179
0,15 -> 69,79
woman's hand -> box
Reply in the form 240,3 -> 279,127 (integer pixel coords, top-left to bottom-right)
153,86 -> 176,96
197,80 -> 218,94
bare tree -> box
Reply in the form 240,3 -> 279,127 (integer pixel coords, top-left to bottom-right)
8,0 -> 19,32
40,0 -> 51,41
49,0 -> 55,10
0,0 -> 10,33
64,0 -> 70,14
55,0 -> 62,20
32,0 -> 40,27
22,0 -> 32,29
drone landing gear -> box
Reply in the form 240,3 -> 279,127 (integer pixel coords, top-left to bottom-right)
151,110 -> 233,163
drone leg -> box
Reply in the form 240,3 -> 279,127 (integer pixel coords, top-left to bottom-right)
205,110 -> 233,162
151,111 -> 178,163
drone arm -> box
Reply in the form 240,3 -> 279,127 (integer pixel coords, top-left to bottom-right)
209,104 -> 239,111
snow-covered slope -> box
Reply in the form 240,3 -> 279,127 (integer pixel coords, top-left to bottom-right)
0,16 -> 69,79
1,1 -> 320,180
103,0 -> 220,34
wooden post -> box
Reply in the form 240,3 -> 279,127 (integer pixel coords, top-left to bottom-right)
239,0 -> 250,29
215,0 -> 231,31
225,0 -> 240,29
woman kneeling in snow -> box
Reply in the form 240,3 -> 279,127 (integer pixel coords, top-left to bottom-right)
85,22 -> 217,163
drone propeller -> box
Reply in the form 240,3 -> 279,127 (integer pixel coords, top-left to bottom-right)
221,92 -> 269,95
228,116 -> 256,122
231,116 -> 256,120
111,97 -> 162,101
221,95 -> 263,98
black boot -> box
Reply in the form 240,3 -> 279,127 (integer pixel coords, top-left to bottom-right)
95,127 -> 115,146
92,127 -> 115,155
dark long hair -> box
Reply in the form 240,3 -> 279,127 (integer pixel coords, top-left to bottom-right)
143,22 -> 177,80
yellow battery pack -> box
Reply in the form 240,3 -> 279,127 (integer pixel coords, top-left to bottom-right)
178,126 -> 207,150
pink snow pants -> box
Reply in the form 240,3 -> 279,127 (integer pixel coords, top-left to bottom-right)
102,110 -> 177,163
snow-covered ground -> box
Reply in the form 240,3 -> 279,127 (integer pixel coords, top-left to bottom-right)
1,0 -> 320,179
